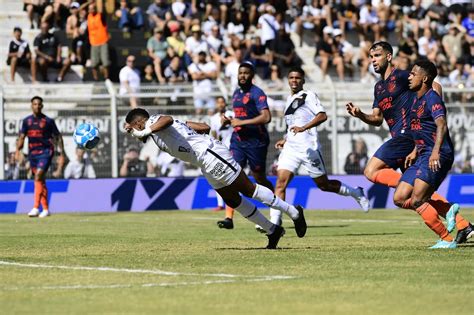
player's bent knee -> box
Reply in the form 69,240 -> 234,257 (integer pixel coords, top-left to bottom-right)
363,167 -> 376,182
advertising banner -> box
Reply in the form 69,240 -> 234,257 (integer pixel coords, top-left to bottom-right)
1,175 -> 473,214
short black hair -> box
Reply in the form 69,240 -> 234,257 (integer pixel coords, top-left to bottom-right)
13,27 -> 22,33
287,67 -> 305,77
125,108 -> 150,123
31,96 -> 43,103
239,61 -> 255,73
216,96 -> 226,102
369,41 -> 393,55
414,59 -> 438,85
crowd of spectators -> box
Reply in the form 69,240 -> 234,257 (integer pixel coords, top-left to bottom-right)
7,1 -> 473,102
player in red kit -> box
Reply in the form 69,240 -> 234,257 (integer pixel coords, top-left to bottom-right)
15,96 -> 65,218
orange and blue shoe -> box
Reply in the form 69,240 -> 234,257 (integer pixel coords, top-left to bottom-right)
429,239 -> 457,249
445,203 -> 460,233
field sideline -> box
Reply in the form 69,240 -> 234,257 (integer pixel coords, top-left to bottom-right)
1,209 -> 473,315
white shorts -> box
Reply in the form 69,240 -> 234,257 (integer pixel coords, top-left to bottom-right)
277,146 -> 326,178
200,141 -> 241,189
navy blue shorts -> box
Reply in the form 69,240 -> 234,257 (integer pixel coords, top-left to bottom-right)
373,136 -> 415,170
400,154 -> 453,190
230,143 -> 268,173
29,154 -> 53,174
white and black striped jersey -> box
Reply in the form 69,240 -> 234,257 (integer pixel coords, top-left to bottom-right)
284,89 -> 325,152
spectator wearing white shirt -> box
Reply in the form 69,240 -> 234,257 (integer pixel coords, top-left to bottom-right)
225,49 -> 244,93
227,11 -> 245,42
171,0 -> 192,35
64,148 -> 96,179
185,25 -> 209,58
417,27 -> 439,61
258,4 -> 279,49
358,1 -> 381,41
119,55 -> 141,108
188,51 -> 218,115
332,29 -> 354,81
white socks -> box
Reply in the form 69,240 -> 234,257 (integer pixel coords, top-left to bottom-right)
339,183 -> 358,197
252,184 -> 299,220
235,197 -> 274,233
270,208 -> 282,225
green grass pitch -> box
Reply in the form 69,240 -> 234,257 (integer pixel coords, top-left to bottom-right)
1,209 -> 473,315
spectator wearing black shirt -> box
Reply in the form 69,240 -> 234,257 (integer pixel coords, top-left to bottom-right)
316,26 -> 334,79
248,36 -> 271,79
270,28 -> 301,77
397,31 -> 419,64
344,138 -> 368,175
7,27 -> 37,83
163,55 -> 188,83
34,22 -> 71,82
119,147 -> 149,177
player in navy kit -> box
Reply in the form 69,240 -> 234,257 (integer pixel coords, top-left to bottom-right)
394,60 -> 473,248
346,41 -> 471,242
15,96 -> 65,218
217,62 -> 275,230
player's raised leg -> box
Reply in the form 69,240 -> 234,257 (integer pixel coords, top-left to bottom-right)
313,175 -> 369,212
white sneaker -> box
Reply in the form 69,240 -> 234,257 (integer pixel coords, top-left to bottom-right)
28,208 -> 40,217
354,187 -> 370,212
39,210 -> 50,218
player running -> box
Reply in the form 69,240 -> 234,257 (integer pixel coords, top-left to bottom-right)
346,41 -> 471,240
394,60 -> 472,248
124,108 -> 307,249
270,67 -> 369,225
217,62 -> 276,230
16,96 -> 65,218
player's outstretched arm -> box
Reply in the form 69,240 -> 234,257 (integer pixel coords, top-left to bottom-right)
186,121 -> 211,134
290,112 -> 327,134
346,102 -> 383,126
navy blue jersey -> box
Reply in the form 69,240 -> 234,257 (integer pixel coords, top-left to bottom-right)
410,88 -> 454,159
373,68 -> 414,138
231,84 -> 270,146
20,114 -> 60,156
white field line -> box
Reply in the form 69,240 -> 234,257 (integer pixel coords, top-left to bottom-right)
0,260 -> 295,280
1,276 -> 291,291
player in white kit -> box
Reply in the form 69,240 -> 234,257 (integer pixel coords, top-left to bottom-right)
209,96 -> 234,212
270,67 -> 370,225
124,108 -> 307,249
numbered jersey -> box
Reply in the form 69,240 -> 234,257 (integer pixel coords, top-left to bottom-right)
284,90 -> 325,152
146,115 -> 212,165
